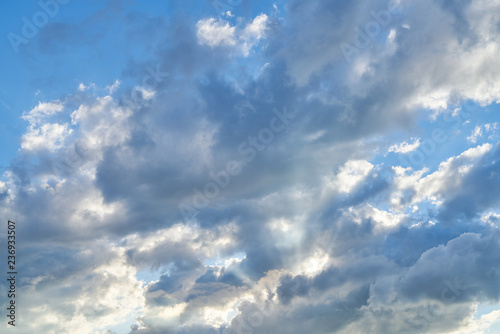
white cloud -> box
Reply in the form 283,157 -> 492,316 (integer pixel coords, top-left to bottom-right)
391,143 -> 493,210
196,14 -> 268,56
71,95 -> 133,150
467,123 -> 498,143
106,79 -> 121,94
345,204 -> 406,232
468,125 -> 484,143
123,222 -> 238,259
388,137 -> 421,154
22,101 -> 64,124
332,160 -> 374,194
481,212 -> 500,228
19,244 -> 145,334
240,14 -> 269,56
21,123 -> 72,152
133,86 -> 155,100
196,18 -> 236,47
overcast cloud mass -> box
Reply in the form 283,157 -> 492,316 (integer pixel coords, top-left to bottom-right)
1,0 -> 500,333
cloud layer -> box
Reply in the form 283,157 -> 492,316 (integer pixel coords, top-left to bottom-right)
1,0 -> 500,333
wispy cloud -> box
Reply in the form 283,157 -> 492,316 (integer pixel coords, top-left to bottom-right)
388,137 -> 421,154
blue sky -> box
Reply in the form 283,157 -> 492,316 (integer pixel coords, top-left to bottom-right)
1,0 -> 500,333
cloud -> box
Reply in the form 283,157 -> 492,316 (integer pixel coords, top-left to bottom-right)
196,18 -> 236,47
196,14 -> 268,56
388,137 -> 421,154
467,123 -> 498,143
390,143 -> 494,211
22,101 -> 64,124
21,122 -> 72,152
10,242 -> 144,333
2,0 -> 500,333
106,79 -> 121,94
332,160 -> 374,193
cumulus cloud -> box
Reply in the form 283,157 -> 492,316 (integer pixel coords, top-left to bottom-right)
2,0 -> 500,333
21,122 -> 73,152
15,242 -> 144,333
197,18 -> 237,47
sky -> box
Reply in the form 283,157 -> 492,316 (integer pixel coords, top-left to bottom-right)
0,0 -> 500,333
